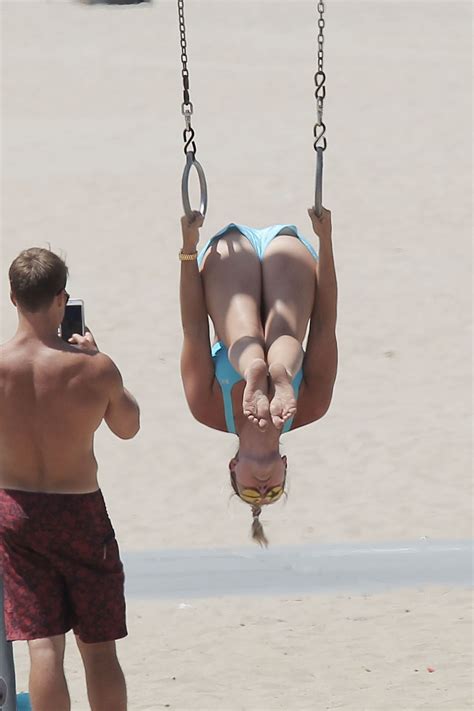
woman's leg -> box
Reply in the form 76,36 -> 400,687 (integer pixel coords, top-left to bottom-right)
262,233 -> 317,427
200,230 -> 269,427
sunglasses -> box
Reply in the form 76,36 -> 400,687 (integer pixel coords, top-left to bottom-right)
230,468 -> 287,506
56,286 -> 70,303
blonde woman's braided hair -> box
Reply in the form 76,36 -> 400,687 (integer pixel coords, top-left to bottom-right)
251,505 -> 269,547
229,451 -> 287,547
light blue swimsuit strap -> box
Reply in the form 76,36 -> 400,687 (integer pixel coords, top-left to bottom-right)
198,223 -> 318,267
212,341 -> 303,434
211,341 -> 241,434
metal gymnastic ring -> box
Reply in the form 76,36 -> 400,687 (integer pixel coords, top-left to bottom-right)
181,152 -> 208,218
314,146 -> 324,218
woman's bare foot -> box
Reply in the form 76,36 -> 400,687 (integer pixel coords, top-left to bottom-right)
268,363 -> 297,429
243,359 -> 270,430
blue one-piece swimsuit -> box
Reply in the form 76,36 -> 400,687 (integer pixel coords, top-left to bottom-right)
198,223 -> 318,435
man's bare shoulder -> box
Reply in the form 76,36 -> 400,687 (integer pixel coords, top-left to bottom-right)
0,343 -> 11,381
0,339 -> 28,373
63,347 -> 119,385
0,338 -> 16,358
0,339 -> 121,388
86,350 -> 121,380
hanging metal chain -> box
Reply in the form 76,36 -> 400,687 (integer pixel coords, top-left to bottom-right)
178,0 -> 197,156
177,0 -> 208,216
313,1 -> 327,153
313,1 -> 327,216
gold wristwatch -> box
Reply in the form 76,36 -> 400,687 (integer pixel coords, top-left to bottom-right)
179,250 -> 198,261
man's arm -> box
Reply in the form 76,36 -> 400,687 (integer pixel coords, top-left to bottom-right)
103,362 -> 141,439
69,331 -> 140,439
299,208 -> 338,422
179,213 -> 216,422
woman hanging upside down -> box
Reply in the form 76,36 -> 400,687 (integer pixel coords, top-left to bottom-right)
179,207 -> 338,545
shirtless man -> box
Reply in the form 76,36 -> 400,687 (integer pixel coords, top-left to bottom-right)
0,248 -> 140,711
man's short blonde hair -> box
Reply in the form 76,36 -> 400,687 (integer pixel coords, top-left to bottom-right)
9,248 -> 68,312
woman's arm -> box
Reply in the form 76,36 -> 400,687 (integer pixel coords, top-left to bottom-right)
295,208 -> 338,425
179,212 -> 217,423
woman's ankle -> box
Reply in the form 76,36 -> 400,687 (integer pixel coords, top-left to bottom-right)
268,361 -> 292,382
243,357 -> 268,382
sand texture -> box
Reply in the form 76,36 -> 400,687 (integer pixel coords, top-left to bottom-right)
1,1 -> 472,709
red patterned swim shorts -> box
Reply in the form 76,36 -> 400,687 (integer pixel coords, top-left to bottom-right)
0,488 -> 127,643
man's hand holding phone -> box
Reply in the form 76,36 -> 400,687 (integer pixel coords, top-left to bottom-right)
69,329 -> 99,353
60,298 -> 96,351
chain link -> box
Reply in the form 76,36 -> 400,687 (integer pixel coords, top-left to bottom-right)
178,0 -> 197,156
313,1 -> 327,152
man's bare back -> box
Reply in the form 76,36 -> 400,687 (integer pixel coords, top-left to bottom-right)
0,334 -> 138,494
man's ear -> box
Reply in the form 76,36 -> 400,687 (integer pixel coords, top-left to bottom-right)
282,455 -> 287,466
229,457 -> 238,471
10,291 -> 17,306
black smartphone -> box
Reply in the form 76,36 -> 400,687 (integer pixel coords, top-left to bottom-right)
61,299 -> 85,342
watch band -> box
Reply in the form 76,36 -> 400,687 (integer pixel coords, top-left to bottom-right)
179,250 -> 198,261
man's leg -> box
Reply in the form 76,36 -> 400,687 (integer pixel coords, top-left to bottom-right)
76,637 -> 127,711
28,635 -> 70,711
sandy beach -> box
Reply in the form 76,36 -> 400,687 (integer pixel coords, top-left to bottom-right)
1,0 -> 472,709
